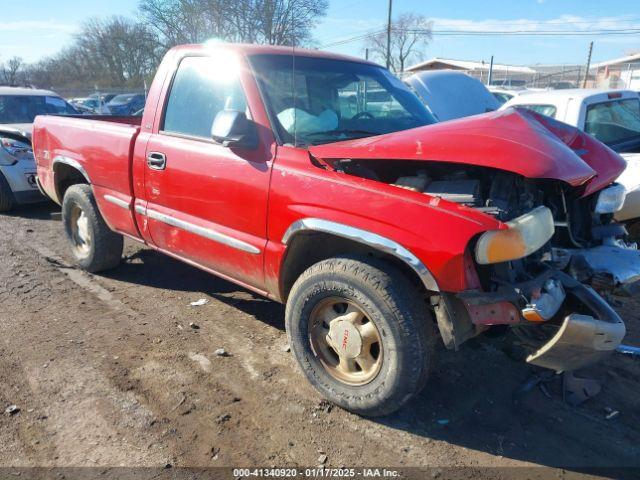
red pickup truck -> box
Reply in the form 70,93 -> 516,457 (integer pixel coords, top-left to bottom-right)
34,44 -> 632,416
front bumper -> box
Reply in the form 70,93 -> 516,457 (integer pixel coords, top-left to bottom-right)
457,271 -> 626,372
525,275 -> 625,372
0,157 -> 45,204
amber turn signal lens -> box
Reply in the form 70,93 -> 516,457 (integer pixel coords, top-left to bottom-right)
475,206 -> 554,265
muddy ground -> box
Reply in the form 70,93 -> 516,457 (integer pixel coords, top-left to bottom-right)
0,203 -> 639,479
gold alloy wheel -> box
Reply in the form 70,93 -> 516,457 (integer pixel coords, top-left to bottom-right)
308,297 -> 383,386
68,204 -> 92,258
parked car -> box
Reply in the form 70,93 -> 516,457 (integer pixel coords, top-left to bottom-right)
88,93 -> 117,104
488,86 -> 533,105
406,70 -> 500,122
490,79 -> 527,88
88,93 -> 118,114
0,87 -> 78,211
34,44 -> 634,416
501,89 -> 640,237
71,103 -> 97,115
105,93 -> 146,115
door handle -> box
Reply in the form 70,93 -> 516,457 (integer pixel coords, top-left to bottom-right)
147,152 -> 166,170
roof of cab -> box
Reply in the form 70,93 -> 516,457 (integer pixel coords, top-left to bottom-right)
169,43 -> 381,67
0,86 -> 58,96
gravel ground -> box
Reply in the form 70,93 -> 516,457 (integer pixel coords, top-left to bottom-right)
0,203 -> 639,479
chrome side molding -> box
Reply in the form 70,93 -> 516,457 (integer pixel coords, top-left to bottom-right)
139,207 -> 260,255
282,218 -> 439,292
103,194 -> 130,210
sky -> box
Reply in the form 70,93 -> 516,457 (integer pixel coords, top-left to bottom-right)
1,0 -> 640,67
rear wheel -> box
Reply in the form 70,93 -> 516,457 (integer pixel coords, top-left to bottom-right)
0,173 -> 15,212
62,184 -> 123,272
286,256 -> 436,416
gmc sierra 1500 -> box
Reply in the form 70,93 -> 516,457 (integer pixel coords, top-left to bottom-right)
33,44 -> 633,416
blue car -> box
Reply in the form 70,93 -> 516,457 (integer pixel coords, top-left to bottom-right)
106,94 -> 146,115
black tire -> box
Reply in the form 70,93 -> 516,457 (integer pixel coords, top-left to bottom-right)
62,184 -> 123,272
0,172 -> 15,212
285,256 -> 436,416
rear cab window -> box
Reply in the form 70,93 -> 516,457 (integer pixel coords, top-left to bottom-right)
585,97 -> 640,146
517,104 -> 557,118
162,55 -> 248,140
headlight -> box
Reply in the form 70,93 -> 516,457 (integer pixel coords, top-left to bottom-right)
475,206 -> 555,264
0,137 -> 33,166
595,184 -> 625,214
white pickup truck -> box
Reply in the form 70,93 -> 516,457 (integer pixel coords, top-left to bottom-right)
501,89 -> 640,237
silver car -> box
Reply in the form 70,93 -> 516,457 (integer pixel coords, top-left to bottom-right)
0,87 -> 78,211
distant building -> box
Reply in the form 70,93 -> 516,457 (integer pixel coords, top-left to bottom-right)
592,53 -> 640,90
405,57 -> 536,85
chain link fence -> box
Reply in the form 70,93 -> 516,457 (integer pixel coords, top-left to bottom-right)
592,62 -> 640,90
406,62 -> 640,91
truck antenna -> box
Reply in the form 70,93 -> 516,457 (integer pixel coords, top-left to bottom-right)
293,44 -> 297,147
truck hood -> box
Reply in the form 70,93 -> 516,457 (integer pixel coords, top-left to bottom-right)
309,108 -> 625,196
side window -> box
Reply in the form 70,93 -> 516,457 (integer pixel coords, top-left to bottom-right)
519,104 -> 557,118
163,56 -> 248,139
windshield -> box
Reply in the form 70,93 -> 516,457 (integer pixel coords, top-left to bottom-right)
585,98 -> 640,146
0,95 -> 77,124
249,54 -> 436,146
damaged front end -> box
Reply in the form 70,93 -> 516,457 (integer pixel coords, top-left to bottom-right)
326,158 -> 631,372
454,268 -> 625,373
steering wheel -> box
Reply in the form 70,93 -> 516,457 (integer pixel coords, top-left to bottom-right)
351,111 -> 374,121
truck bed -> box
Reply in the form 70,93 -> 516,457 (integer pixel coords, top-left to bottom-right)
33,114 -> 142,238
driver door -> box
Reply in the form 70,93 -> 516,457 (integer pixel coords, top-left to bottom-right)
143,54 -> 273,291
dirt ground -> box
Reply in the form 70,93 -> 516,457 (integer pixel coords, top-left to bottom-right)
0,203 -> 639,479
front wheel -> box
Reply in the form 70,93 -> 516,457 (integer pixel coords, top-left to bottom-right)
62,184 -> 123,272
285,256 -> 436,416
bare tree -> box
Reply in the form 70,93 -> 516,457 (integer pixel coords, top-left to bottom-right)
26,17 -> 161,90
21,0 -> 328,92
139,0 -> 230,48
138,0 -> 328,47
366,14 -> 432,73
252,0 -> 328,45
74,17 -> 161,86
1,57 -> 26,85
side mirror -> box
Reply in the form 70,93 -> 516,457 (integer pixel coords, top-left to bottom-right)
211,110 -> 258,149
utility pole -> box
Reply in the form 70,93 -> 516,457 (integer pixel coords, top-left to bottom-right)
583,41 -> 593,88
386,0 -> 393,69
487,55 -> 494,86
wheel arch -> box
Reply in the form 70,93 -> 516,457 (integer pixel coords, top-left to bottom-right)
279,218 -> 439,302
52,156 -> 91,204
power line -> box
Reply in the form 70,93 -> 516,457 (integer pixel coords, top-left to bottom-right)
432,16 -> 640,28
320,27 -> 640,48
317,16 -> 640,45
409,28 -> 640,36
